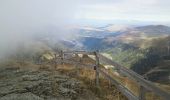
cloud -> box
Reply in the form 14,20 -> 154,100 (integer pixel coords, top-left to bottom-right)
0,0 -> 170,59
75,0 -> 170,22
0,0 -> 80,59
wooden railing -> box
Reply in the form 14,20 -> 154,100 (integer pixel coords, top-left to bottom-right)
52,50 -> 170,100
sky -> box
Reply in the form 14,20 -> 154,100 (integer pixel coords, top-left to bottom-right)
75,0 -> 170,25
0,0 -> 170,58
0,0 -> 170,28
0,0 -> 78,59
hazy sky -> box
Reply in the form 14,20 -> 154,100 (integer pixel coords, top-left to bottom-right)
0,0 -> 170,28
0,0 -> 78,59
0,0 -> 170,58
76,0 -> 170,22
75,0 -> 170,23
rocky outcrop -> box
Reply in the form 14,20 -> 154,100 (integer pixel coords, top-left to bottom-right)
0,67 -> 99,100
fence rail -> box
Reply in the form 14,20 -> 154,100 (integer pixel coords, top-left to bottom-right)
52,50 -> 170,100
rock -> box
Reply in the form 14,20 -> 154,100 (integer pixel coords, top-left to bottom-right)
0,85 -> 15,97
46,97 -> 71,100
0,66 -> 99,100
58,85 -> 77,98
55,78 -> 68,83
31,82 -> 53,96
61,80 -> 80,89
22,75 -> 40,81
0,92 -> 44,100
53,74 -> 69,79
57,80 -> 83,99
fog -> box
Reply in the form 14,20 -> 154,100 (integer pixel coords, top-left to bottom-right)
0,0 -> 81,59
0,0 -> 170,59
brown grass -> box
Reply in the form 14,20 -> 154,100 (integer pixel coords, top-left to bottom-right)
56,55 -> 168,100
56,63 -> 127,100
1,55 -> 168,100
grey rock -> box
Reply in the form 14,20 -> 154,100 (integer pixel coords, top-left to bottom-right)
0,92 -> 44,100
22,75 -> 40,81
58,85 -> 77,98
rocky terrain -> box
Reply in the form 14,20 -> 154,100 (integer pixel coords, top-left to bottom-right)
0,66 -> 99,100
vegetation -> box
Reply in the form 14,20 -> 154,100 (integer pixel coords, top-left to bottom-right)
106,48 -> 144,68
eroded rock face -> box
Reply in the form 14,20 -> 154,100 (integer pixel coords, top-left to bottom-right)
0,67 -> 99,100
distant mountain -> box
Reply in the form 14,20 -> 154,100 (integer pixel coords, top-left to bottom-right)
74,24 -> 130,38
73,24 -> 170,84
135,25 -> 170,35
30,24 -> 170,84
109,25 -> 170,48
35,24 -> 170,51
70,24 -> 170,50
98,24 -> 131,32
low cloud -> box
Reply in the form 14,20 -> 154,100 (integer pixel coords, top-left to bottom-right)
0,0 -> 170,59
0,0 -> 79,59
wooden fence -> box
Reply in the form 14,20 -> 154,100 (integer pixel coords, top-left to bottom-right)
51,50 -> 170,100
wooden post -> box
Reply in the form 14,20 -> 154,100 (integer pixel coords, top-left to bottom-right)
139,86 -> 146,100
61,50 -> 64,65
167,41 -> 170,55
118,92 -> 120,100
54,54 -> 57,69
39,56 -> 43,68
75,54 -> 79,76
94,51 -> 100,87
32,56 -> 35,64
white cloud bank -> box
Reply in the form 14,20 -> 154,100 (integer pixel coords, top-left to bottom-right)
0,0 -> 80,59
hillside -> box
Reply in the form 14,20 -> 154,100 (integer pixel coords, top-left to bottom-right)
0,50 -> 127,100
0,36 -> 169,100
0,24 -> 169,100
115,25 -> 170,48
0,66 -> 102,100
73,25 -> 170,84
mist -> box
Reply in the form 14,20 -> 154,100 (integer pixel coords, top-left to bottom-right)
0,0 -> 81,59
1,0 -> 170,59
